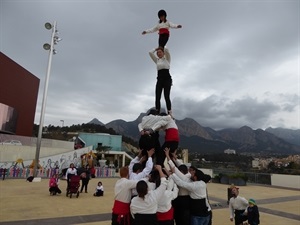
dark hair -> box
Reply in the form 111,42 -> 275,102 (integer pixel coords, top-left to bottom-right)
136,180 -> 148,199
158,9 -> 167,23
194,169 -> 205,181
159,112 -> 167,116
148,108 -> 158,115
202,174 -> 212,183
178,164 -> 188,174
189,166 -> 197,171
148,169 -> 161,189
132,163 -> 143,173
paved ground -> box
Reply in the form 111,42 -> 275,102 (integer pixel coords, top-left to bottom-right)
0,177 -> 299,225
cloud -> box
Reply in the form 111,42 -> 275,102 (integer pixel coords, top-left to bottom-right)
1,0 -> 299,130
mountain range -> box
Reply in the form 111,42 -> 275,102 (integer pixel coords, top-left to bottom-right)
88,115 -> 300,154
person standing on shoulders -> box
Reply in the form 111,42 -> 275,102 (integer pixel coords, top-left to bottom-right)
142,9 -> 182,48
149,47 -> 173,117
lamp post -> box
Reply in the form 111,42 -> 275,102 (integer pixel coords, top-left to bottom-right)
60,120 -> 64,127
33,21 -> 61,177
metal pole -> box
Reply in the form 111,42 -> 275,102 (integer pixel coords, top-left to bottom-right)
33,21 -> 57,177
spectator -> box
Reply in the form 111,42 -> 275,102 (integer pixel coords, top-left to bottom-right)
244,198 -> 260,225
229,186 -> 248,225
93,181 -> 104,196
49,174 -> 61,195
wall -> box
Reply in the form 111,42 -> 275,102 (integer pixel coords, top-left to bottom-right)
79,133 -> 122,151
271,174 -> 300,189
0,52 -> 40,136
0,134 -> 74,149
0,146 -> 93,169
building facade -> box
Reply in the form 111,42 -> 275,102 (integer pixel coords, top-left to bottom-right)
0,52 -> 39,136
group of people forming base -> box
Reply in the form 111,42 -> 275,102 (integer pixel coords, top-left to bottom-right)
111,148 -> 260,225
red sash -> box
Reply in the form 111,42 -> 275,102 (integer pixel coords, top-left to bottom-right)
159,28 -> 170,35
112,200 -> 130,214
112,200 -> 131,225
157,207 -> 174,221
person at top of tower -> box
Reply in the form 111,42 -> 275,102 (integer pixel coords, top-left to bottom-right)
142,9 -> 182,48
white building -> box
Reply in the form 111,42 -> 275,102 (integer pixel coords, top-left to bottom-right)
224,149 -> 236,154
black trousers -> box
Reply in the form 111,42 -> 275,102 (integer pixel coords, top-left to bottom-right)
156,141 -> 178,166
158,220 -> 174,225
156,69 -> 172,113
159,33 -> 169,48
49,186 -> 62,194
234,209 -> 247,225
80,178 -> 89,192
139,132 -> 160,167
173,195 -> 190,225
133,214 -> 158,225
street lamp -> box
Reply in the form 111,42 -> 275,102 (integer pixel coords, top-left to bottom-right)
60,120 -> 64,127
33,21 -> 61,177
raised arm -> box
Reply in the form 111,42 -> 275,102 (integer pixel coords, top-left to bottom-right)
142,24 -> 159,34
164,47 -> 171,63
151,115 -> 172,131
149,49 -> 158,63
168,21 -> 182,29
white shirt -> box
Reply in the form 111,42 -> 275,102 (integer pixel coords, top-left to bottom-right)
114,178 -> 138,203
130,177 -> 168,217
229,195 -> 248,219
157,178 -> 178,213
171,173 -> 211,211
168,159 -> 190,196
129,157 -> 154,196
144,21 -> 179,34
138,114 -> 172,132
65,168 -> 77,178
96,185 -> 104,192
149,47 -> 171,71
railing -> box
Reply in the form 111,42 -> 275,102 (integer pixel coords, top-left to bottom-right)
0,167 -> 116,179
212,169 -> 271,185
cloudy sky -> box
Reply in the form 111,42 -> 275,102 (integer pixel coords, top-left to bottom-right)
1,0 -> 299,130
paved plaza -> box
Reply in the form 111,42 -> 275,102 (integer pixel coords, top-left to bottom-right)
0,177 -> 299,225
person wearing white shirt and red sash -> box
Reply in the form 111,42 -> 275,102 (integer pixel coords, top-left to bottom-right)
111,167 -> 139,225
142,9 -> 182,48
130,165 -> 168,225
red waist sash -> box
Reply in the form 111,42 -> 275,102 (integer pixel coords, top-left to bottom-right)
157,207 -> 174,221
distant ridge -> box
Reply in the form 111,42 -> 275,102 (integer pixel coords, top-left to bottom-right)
87,116 -> 300,154
87,118 -> 104,126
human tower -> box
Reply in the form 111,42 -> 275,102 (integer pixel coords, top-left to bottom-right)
138,9 -> 182,167
112,9 -> 211,225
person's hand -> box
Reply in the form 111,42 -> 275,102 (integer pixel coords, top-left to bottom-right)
139,156 -> 146,163
148,148 -> 155,157
177,25 -> 182,28
164,147 -> 170,156
140,130 -> 145,135
138,149 -> 143,158
163,168 -> 172,176
144,130 -> 150,135
230,218 -> 233,222
170,166 -> 175,174
155,165 -> 162,171
142,31 -> 146,35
